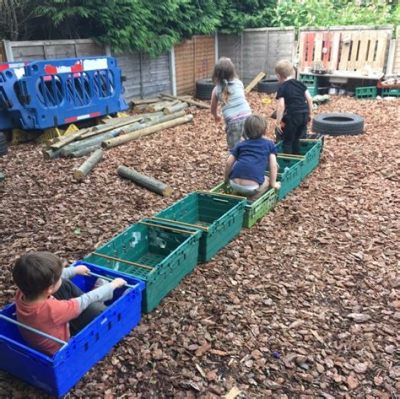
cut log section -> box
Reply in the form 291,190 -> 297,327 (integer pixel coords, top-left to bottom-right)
73,149 -> 104,181
117,165 -> 173,196
245,72 -> 266,94
103,114 -> 193,149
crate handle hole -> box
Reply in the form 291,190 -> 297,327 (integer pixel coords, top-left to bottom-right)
117,313 -> 121,322
108,321 -> 112,331
84,342 -> 89,352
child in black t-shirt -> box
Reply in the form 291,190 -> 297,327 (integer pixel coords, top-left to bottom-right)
274,60 -> 313,154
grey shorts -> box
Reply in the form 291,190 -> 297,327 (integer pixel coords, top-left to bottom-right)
225,118 -> 246,150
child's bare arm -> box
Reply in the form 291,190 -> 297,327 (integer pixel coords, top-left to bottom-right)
305,90 -> 313,120
224,154 -> 236,183
211,87 -> 221,122
276,97 -> 285,127
269,154 -> 280,189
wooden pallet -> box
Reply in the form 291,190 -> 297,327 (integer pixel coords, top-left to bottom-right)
299,28 -> 391,75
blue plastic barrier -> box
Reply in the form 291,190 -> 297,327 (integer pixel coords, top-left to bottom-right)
0,262 -> 144,397
0,62 -> 27,130
0,57 -> 128,130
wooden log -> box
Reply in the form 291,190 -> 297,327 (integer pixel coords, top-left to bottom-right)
79,115 -> 145,140
163,102 -> 188,115
60,129 -> 120,156
160,93 -> 209,109
103,114 -> 193,149
145,100 -> 177,113
69,145 -> 102,158
43,148 -> 62,159
73,149 -> 104,181
117,165 -> 173,196
49,128 -> 92,149
130,97 -> 160,106
245,72 -> 266,94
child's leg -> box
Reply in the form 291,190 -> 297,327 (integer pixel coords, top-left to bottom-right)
248,177 -> 270,201
293,113 -> 308,155
282,117 -> 297,154
54,279 -> 106,335
226,118 -> 245,150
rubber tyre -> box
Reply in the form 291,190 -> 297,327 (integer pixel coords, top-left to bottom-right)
0,132 -> 8,156
195,78 -> 214,101
257,79 -> 280,94
312,113 -> 364,136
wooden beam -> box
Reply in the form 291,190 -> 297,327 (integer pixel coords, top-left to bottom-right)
244,72 -> 266,94
161,93 -> 209,109
117,165 -> 173,197
102,114 -> 193,149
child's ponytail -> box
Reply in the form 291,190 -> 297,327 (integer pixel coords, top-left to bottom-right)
212,57 -> 237,105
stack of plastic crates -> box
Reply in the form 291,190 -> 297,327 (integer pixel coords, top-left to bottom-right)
355,86 -> 377,99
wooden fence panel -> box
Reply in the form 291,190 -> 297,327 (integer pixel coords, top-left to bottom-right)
393,26 -> 400,74
3,39 -> 105,61
175,35 -> 215,95
218,28 -> 295,84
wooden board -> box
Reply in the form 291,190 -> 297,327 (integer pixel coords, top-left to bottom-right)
244,72 -> 266,93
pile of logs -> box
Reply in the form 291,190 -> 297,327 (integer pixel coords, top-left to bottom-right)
43,93 -> 209,185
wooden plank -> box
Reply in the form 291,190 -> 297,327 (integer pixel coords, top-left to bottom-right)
314,32 -> 323,64
298,32 -> 306,71
338,32 -> 351,70
357,31 -> 370,71
373,31 -> 389,72
347,32 -> 360,71
306,32 -> 315,67
329,31 -> 340,71
245,72 -> 266,93
366,31 -> 376,65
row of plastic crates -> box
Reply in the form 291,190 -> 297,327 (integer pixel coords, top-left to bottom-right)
0,138 -> 323,397
0,57 -> 128,130
355,86 -> 400,99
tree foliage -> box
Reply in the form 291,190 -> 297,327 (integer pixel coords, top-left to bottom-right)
0,0 -> 399,57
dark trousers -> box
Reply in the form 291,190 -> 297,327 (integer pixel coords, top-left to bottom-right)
282,112 -> 308,155
53,279 -> 106,335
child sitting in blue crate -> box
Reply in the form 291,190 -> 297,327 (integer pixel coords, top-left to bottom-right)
224,114 -> 280,201
274,60 -> 313,154
12,251 -> 126,355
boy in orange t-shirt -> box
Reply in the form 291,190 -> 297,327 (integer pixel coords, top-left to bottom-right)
13,252 -> 126,355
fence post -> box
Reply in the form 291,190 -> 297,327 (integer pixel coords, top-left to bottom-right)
3,40 -> 14,61
169,47 -> 177,96
214,32 -> 219,63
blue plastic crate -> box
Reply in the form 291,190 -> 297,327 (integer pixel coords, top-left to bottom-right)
153,192 -> 246,262
0,262 -> 144,398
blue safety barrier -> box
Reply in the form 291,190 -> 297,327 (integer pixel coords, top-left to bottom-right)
0,57 -> 128,130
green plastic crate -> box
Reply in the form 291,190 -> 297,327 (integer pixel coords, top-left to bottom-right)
355,86 -> 377,99
276,139 -> 322,178
84,221 -> 201,313
209,183 -> 278,228
153,192 -> 246,262
307,85 -> 318,97
382,88 -> 400,97
299,74 -> 317,86
270,156 -> 303,200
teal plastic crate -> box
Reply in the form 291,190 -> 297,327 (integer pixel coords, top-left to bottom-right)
84,221 -> 201,313
152,192 -> 246,262
276,139 -> 322,178
299,74 -> 317,86
355,86 -> 377,99
307,85 -> 318,97
267,156 -> 303,200
382,88 -> 400,97
209,183 -> 278,228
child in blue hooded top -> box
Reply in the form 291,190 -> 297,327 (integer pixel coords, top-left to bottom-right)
224,114 -> 280,201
